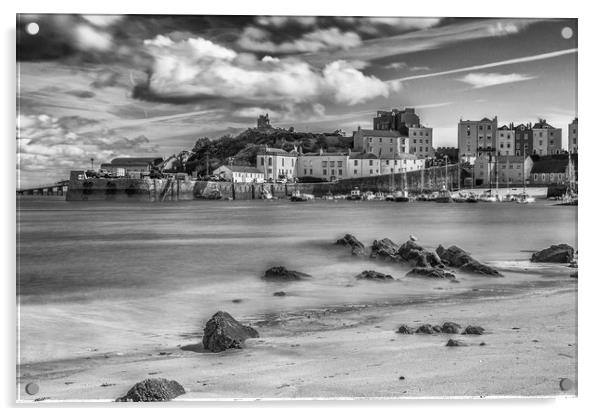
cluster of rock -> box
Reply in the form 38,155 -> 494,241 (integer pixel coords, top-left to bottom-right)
335,234 -> 502,278
116,378 -> 185,402
396,322 -> 484,335
262,266 -> 310,282
436,245 -> 502,276
531,244 -> 575,263
202,311 -> 259,353
356,270 -> 394,281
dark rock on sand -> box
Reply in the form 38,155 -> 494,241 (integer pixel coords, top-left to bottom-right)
273,291 -> 287,296
398,241 -> 442,268
415,324 -> 436,334
436,245 -> 502,276
531,244 -> 575,263
356,270 -> 394,281
116,378 -> 185,402
406,267 -> 456,280
441,322 -> 462,334
263,266 -> 310,282
570,271 -> 578,279
432,325 -> 442,333
397,324 -> 414,335
446,339 -> 467,347
397,324 -> 414,334
462,325 -> 485,335
202,311 -> 259,352
370,238 -> 400,261
335,234 -> 367,256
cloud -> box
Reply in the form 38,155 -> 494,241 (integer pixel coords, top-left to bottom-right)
457,72 -> 536,89
385,62 -> 408,70
238,27 -> 361,53
256,16 -> 317,27
17,114 -> 159,179
90,69 -> 121,89
73,24 -> 113,51
134,34 -> 397,107
82,15 -> 124,27
390,49 -> 576,83
487,21 -> 520,36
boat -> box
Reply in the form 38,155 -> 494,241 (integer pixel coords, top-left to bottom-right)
466,193 -> 479,203
347,187 -> 362,201
452,192 -> 468,203
384,193 -> 395,201
322,192 -> 334,201
374,192 -> 386,201
433,186 -> 453,203
290,190 -> 314,202
555,155 -> 578,206
394,189 -> 411,202
478,189 -> 499,202
363,191 -> 376,201
515,192 -> 535,204
260,186 -> 272,200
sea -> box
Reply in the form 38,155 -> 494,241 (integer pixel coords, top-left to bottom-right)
16,199 -> 577,365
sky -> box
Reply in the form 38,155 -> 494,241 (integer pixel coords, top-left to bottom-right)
16,15 -> 577,187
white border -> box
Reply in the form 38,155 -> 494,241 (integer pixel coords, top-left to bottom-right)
3,0 -> 600,414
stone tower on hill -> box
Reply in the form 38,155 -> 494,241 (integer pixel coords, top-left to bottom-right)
257,113 -> 272,130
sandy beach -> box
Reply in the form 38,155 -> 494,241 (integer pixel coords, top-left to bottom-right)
17,279 -> 577,401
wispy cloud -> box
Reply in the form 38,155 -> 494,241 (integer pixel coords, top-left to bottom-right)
457,72 -> 536,89
389,48 -> 577,83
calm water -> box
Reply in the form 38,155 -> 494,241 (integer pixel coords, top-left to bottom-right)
17,199 -> 577,364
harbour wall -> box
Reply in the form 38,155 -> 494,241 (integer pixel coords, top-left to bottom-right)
65,165 -> 558,201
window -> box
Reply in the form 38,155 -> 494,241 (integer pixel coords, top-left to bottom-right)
379,138 -> 382,143
329,161 -> 335,167
354,169 -> 357,174
260,157 -> 264,166
331,169 -> 335,175
268,157 -> 272,166
282,159 -> 284,166
354,160 -> 358,166
487,125 -> 491,130
323,169 -> 327,175
369,160 -> 373,166
394,160 -> 398,165
413,139 -> 417,144
337,161 -> 342,167
386,160 -> 389,165
390,148 -> 393,153
321,161 -> 327,167
479,126 -> 483,130
369,138 -> 373,142
304,169 -> 307,175
467,131 -> 471,136
413,131 -> 416,136
420,131 -> 423,136
539,140 -> 543,146
500,143 -> 504,149
370,169 -> 373,174
310,169 -> 313,175
338,169 -> 343,175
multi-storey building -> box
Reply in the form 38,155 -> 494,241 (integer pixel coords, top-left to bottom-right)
347,152 -> 381,178
496,124 -> 515,156
407,126 -> 434,158
514,123 -> 533,156
457,116 -> 498,161
256,145 -> 298,181
473,154 -> 533,187
530,154 -> 577,185
532,119 -> 562,156
352,129 -> 409,158
568,117 -> 578,154
296,150 -> 350,181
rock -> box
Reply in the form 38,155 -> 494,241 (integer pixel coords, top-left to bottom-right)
202,311 -> 259,352
355,270 -> 394,281
370,238 -> 400,261
531,244 -> 575,263
436,245 -> 502,276
432,325 -> 442,333
570,272 -> 578,279
479,342 -> 486,346
397,324 -> 414,334
441,322 -> 462,334
398,241 -> 442,267
262,266 -> 310,282
406,267 -> 456,280
273,291 -> 287,296
462,325 -> 485,335
415,324 -> 436,334
335,234 -> 367,256
116,378 -> 185,402
445,339 -> 466,347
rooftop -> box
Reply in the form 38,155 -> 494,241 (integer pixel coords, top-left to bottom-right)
110,157 -> 163,165
354,129 -> 402,138
530,154 -> 576,174
218,165 -> 262,174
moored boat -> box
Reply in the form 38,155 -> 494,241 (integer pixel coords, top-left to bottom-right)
515,192 -> 535,204
290,190 -> 314,202
347,187 -> 362,201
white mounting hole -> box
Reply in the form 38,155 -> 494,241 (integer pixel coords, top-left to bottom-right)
26,22 -> 39,35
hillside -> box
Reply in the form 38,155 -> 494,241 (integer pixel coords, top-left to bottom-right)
185,127 -> 353,176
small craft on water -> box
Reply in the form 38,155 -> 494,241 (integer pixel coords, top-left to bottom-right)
433,186 -> 453,203
347,187 -> 362,201
479,190 -> 499,202
290,190 -> 314,202
394,189 -> 411,202
362,191 -> 376,201
515,191 -> 535,204
374,192 -> 386,201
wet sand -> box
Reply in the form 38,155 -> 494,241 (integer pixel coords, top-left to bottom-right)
17,281 -> 577,401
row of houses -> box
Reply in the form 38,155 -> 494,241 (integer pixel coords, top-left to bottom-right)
458,117 -> 578,161
473,153 -> 577,187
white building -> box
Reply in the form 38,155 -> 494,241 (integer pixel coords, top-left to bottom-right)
496,125 -> 515,156
352,129 -> 409,158
213,165 -> 265,183
256,146 -> 298,181
296,150 -> 350,181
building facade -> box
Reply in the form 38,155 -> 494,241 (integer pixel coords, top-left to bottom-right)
407,126 -> 434,158
256,146 -> 298,181
296,151 -> 350,181
352,129 -> 409,158
530,154 -> 577,185
569,117 -> 578,153
532,120 -> 562,156
457,116 -> 498,161
100,157 -> 164,174
347,152 -> 381,178
514,123 -> 533,156
213,165 -> 265,183
473,154 -> 533,187
496,125 -> 515,156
